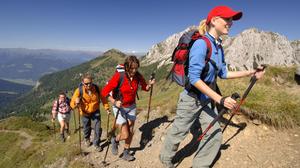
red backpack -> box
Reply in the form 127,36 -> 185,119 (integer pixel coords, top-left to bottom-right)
166,30 -> 213,87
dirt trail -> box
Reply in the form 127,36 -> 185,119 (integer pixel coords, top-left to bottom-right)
70,111 -> 300,168
0,130 -> 33,150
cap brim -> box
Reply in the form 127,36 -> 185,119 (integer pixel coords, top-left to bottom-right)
222,11 -> 243,21
232,11 -> 243,20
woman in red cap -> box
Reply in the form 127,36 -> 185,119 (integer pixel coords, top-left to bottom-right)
160,6 -> 265,168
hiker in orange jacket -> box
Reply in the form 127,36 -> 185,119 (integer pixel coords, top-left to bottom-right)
70,73 -> 110,152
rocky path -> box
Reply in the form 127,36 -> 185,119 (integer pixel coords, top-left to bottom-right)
70,111 -> 300,168
0,129 -> 33,150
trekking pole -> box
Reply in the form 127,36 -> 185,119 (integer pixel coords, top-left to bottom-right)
52,120 -> 56,139
77,107 -> 82,154
73,108 -> 77,134
102,108 -> 120,166
146,73 -> 155,123
197,93 -> 240,142
222,65 -> 267,133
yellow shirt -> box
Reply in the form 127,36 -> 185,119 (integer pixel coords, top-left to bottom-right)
70,85 -> 109,115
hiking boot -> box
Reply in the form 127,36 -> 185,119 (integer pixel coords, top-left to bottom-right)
84,139 -> 91,147
159,155 -> 175,168
122,148 -> 135,161
161,162 -> 175,168
65,129 -> 70,136
111,136 -> 119,155
94,145 -> 103,152
60,133 -> 65,142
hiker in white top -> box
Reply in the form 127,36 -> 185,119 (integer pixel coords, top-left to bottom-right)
52,92 -> 71,142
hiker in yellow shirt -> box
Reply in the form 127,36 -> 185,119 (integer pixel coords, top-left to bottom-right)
70,73 -> 110,152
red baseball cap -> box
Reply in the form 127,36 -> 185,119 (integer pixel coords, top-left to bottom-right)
206,6 -> 243,25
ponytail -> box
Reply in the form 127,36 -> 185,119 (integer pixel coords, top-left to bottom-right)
198,19 -> 207,36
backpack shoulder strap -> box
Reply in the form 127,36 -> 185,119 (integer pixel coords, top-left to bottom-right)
114,72 -> 125,100
199,36 -> 214,80
220,45 -> 225,63
92,84 -> 100,96
56,99 -> 59,112
201,36 -> 212,63
79,83 -> 83,98
66,97 -> 70,106
118,72 -> 125,88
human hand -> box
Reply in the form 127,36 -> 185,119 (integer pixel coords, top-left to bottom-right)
114,100 -> 122,108
254,66 -> 266,80
75,97 -> 80,106
149,79 -> 155,85
220,97 -> 237,110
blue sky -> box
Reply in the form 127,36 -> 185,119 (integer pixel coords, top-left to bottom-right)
0,0 -> 299,52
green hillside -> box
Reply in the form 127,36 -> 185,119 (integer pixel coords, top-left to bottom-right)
0,49 -> 126,118
0,79 -> 33,116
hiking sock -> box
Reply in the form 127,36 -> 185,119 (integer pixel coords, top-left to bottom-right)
84,138 -> 91,147
111,136 -> 119,155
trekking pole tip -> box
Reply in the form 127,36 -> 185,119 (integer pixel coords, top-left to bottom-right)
101,161 -> 109,167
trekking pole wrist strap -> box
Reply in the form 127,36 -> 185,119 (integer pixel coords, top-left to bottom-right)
220,96 -> 228,106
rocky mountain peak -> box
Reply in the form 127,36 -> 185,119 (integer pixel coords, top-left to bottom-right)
142,26 -> 197,67
142,26 -> 299,70
223,28 -> 297,70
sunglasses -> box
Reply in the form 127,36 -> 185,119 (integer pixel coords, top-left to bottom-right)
83,82 -> 92,86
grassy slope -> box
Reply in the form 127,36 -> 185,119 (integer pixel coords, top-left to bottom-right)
219,66 -> 300,128
0,117 -> 79,167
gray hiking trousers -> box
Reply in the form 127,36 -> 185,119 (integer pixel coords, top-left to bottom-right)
160,91 -> 222,168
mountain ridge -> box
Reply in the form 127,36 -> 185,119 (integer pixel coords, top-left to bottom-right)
142,27 -> 300,70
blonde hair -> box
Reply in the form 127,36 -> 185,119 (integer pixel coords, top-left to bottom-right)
198,19 -> 208,36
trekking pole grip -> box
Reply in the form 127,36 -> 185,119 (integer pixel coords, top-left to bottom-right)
251,64 -> 268,82
220,93 -> 240,108
150,72 -> 155,80
231,92 -> 240,100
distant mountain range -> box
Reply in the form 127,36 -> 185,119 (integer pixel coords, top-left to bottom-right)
0,48 -> 146,85
0,49 -> 127,117
0,48 -> 102,84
